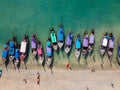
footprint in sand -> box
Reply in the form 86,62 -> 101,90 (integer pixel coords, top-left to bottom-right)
86,86 -> 89,90
111,83 -> 114,88
23,79 -> 27,84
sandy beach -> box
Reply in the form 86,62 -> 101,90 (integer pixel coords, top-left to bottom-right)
0,68 -> 120,90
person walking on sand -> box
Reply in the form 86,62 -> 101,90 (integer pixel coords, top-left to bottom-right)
0,68 -> 2,79
66,63 -> 71,70
37,72 -> 40,86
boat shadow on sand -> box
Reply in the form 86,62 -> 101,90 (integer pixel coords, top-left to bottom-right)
36,46 -> 46,72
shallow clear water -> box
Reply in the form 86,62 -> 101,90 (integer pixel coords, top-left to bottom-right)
0,0 -> 120,61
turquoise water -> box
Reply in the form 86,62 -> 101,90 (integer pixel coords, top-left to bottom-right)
0,0 -> 120,62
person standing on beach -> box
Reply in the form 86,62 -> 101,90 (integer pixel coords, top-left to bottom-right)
0,68 -> 2,79
37,72 -> 40,86
66,63 -> 71,70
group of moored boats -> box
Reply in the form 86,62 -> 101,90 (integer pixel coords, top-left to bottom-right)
1,24 -> 120,70
1,35 -> 29,70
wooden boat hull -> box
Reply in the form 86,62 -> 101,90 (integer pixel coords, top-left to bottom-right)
9,55 -> 14,62
46,57 -> 52,67
58,41 -> 64,49
38,55 -> 44,64
65,46 -> 71,54
2,57 -> 7,62
53,44 -> 58,51
82,49 -> 88,58
107,50 -> 113,57
88,45 -> 94,54
100,48 -> 106,57
75,49 -> 80,60
20,54 -> 26,61
32,50 -> 37,60
14,59 -> 19,67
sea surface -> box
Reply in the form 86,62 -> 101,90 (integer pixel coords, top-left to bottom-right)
0,0 -> 120,61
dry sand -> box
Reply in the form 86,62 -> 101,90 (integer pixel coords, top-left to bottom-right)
0,68 -> 120,90
0,55 -> 120,90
